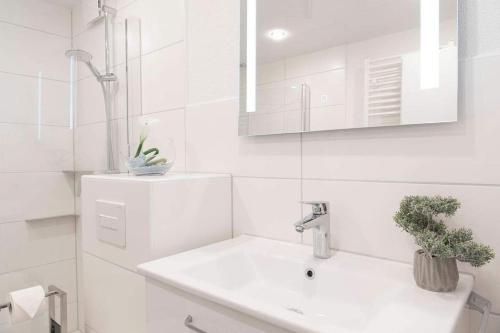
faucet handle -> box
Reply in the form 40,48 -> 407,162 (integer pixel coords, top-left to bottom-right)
300,201 -> 329,215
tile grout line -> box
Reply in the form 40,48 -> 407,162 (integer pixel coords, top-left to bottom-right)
0,70 -> 70,83
0,19 -> 71,39
231,175 -> 500,188
0,257 -> 76,277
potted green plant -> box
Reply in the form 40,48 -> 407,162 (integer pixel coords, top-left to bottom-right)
394,195 -> 494,292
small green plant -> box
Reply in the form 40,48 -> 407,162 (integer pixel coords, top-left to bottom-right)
394,195 -> 494,267
134,133 -> 166,166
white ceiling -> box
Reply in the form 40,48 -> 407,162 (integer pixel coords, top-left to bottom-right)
255,0 -> 457,63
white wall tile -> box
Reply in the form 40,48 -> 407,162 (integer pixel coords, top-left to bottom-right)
0,72 -> 70,126
186,99 -> 238,174
130,110 -> 186,173
118,0 -> 185,55
0,301 -> 78,333
0,217 -> 75,274
186,98 -> 301,178
303,55 -> 500,185
76,59 -> 141,126
73,23 -> 106,77
233,177 -> 302,243
0,124 -> 73,172
186,0 -> 240,104
83,253 -> 146,333
76,75 -> 105,126
0,0 -> 71,37
75,118 -> 129,172
0,259 -> 77,304
302,179 -> 416,262
303,179 -> 500,313
0,22 -> 70,81
142,42 -> 186,114
235,133 -> 302,179
0,173 -> 74,223
458,0 -> 500,59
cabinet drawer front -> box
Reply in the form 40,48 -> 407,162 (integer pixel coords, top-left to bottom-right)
146,280 -> 292,333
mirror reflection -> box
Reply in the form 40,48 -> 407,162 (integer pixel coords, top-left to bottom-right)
239,0 -> 458,136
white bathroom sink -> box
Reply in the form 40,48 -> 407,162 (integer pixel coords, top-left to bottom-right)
137,235 -> 474,333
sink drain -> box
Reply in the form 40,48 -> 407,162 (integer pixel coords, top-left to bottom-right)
305,268 -> 315,280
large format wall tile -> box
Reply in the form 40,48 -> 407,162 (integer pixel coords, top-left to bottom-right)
458,0 -> 500,59
0,72 -> 70,126
0,173 -> 74,223
0,22 -> 70,81
142,42 -> 186,114
75,119 -> 129,172
0,217 -> 75,274
118,0 -> 185,55
302,179 -> 500,313
186,98 -> 301,178
76,75 -> 105,126
186,0 -> 239,104
0,301 -> 78,333
72,22 -> 106,77
0,259 -> 77,304
233,177 -> 302,243
186,99 -> 239,174
235,132 -> 302,179
0,124 -> 73,172
0,0 -> 71,37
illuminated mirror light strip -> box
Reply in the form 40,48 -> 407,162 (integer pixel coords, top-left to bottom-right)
37,72 -> 43,140
69,56 -> 76,129
246,0 -> 256,113
420,0 -> 440,90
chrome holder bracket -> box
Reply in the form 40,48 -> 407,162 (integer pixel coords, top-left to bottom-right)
0,285 -> 67,333
467,291 -> 491,333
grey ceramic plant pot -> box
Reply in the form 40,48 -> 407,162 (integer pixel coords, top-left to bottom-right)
413,250 -> 459,292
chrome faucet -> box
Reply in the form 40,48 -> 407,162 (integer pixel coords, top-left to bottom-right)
295,202 -> 331,259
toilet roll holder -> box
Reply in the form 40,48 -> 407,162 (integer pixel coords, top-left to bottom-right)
0,285 -> 67,333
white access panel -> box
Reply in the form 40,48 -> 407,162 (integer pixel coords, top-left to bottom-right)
96,199 -> 126,248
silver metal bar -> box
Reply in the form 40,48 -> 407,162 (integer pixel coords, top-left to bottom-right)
467,291 -> 491,333
184,315 -> 208,333
103,7 -> 117,173
49,285 -> 67,333
0,290 -> 58,311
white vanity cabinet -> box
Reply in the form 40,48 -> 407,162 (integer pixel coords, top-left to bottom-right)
81,173 -> 232,333
146,279 -> 292,333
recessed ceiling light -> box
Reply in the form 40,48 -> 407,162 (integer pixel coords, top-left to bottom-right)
267,29 -> 289,41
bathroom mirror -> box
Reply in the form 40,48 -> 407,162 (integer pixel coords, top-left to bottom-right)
239,0 -> 458,136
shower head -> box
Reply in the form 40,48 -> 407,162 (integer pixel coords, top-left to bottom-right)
65,49 -> 103,80
65,49 -> 92,63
